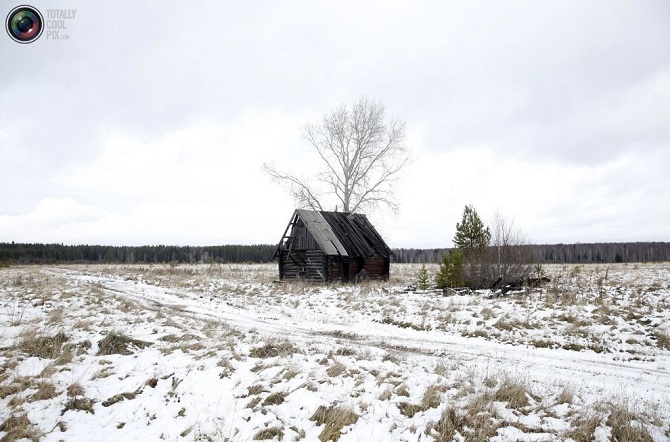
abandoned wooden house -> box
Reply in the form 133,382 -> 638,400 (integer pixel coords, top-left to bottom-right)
274,209 -> 392,282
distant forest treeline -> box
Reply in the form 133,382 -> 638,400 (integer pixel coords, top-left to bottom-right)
392,242 -> 670,264
1,242 -> 669,265
0,243 -> 276,264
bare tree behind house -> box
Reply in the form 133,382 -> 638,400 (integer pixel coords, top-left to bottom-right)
264,97 -> 410,213
490,211 -> 534,286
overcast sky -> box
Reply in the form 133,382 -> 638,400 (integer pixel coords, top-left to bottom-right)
1,1 -> 669,248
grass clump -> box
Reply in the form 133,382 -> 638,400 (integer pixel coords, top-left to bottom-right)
653,331 -> 670,350
246,396 -> 262,409
262,391 -> 288,406
253,426 -> 284,440
0,376 -> 32,400
96,331 -> 151,356
326,361 -> 346,377
66,382 -> 85,397
564,410 -> 603,442
102,391 -> 139,407
606,403 -> 654,442
556,385 -> 574,405
493,379 -> 530,409
17,331 -> 68,359
429,395 -> 500,442
0,413 -> 40,441
246,384 -> 265,396
62,397 -> 95,415
427,407 -> 463,442
399,384 -> 445,417
27,381 -> 58,402
310,405 -> 359,442
249,340 -> 298,358
397,402 -> 424,418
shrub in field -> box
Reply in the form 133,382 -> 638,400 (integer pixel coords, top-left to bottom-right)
417,264 -> 430,290
435,249 -> 465,289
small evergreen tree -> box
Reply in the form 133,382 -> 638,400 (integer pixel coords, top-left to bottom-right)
417,264 -> 430,290
435,249 -> 465,288
453,205 -> 491,252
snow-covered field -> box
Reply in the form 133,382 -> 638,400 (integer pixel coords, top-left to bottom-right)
1,262 -> 670,441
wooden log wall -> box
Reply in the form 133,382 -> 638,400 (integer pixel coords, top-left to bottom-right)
279,250 -> 327,280
363,257 -> 388,278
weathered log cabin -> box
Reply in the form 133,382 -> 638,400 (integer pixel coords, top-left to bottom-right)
274,209 -> 392,282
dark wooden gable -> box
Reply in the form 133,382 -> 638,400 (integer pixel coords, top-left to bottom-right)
319,212 -> 392,258
275,209 -> 391,281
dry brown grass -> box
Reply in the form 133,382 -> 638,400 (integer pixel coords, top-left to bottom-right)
428,407 -> 462,442
16,330 -> 68,359
429,393 -> 500,442
62,397 -> 95,415
493,379 -> 531,409
654,331 -> 670,350
326,361 -> 346,377
0,413 -> 41,441
0,376 -> 32,400
246,384 -> 265,396
556,385 -> 574,405
397,402 -> 424,418
262,391 -> 288,406
102,391 -> 139,407
421,383 -> 445,410
66,382 -> 85,397
606,403 -> 654,442
310,405 -> 359,442
27,381 -> 58,402
96,331 -> 151,356
246,396 -> 262,409
90,366 -> 115,380
564,410 -> 603,442
399,383 -> 446,417
249,340 -> 299,358
252,426 -> 284,440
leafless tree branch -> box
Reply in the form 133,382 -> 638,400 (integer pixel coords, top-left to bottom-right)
262,163 -> 324,211
265,96 -> 411,214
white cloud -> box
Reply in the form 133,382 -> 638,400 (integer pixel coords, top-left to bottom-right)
1,0 -> 669,247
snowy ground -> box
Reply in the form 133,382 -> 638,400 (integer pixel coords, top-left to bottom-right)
1,262 -> 670,441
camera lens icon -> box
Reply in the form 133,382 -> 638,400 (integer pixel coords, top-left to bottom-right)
6,5 -> 44,43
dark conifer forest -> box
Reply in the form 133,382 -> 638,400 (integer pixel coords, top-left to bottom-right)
0,243 -> 275,264
392,243 -> 670,264
1,242 -> 669,265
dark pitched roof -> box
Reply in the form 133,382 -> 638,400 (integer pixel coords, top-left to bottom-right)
294,209 -> 392,258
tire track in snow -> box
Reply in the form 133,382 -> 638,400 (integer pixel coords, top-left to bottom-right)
56,268 -> 670,404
